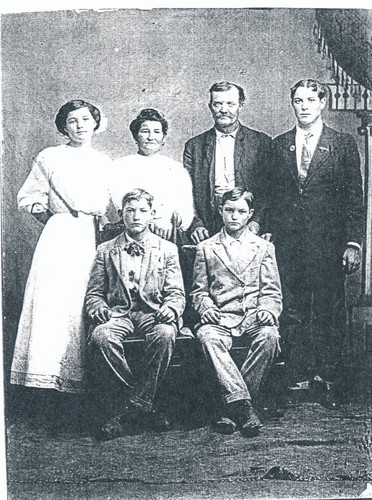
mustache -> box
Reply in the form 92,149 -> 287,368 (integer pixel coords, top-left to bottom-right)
215,112 -> 234,118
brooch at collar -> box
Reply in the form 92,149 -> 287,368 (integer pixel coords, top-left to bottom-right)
319,145 -> 332,153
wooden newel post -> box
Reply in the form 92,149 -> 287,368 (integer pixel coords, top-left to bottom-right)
351,111 -> 372,380
357,110 -> 372,303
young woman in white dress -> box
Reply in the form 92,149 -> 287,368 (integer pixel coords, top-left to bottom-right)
10,100 -> 111,399
110,108 -> 194,240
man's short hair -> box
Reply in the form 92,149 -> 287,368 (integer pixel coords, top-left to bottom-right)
209,81 -> 246,105
122,188 -> 154,210
221,187 -> 254,209
290,79 -> 329,101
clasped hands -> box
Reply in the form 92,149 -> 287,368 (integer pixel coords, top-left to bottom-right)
201,307 -> 275,326
91,304 -> 176,325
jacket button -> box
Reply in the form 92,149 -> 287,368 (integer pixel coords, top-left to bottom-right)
238,298 -> 243,303
241,284 -> 244,288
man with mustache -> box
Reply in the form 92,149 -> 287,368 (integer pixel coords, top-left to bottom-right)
183,81 -> 272,244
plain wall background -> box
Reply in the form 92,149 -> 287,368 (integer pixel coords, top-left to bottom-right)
1,8 -> 365,369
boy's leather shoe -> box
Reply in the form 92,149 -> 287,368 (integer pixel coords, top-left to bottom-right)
214,416 -> 237,435
228,399 -> 263,437
99,415 -> 124,441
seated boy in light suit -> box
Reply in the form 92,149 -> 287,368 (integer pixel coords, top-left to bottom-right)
191,187 -> 282,436
85,188 -> 185,440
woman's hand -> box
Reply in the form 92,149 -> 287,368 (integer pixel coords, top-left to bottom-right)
31,203 -> 52,225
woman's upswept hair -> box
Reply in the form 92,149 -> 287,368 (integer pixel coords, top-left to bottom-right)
129,108 -> 168,141
55,99 -> 101,136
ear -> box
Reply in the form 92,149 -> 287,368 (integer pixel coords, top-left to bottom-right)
218,205 -> 223,216
320,98 -> 327,110
248,208 -> 255,220
118,209 -> 122,218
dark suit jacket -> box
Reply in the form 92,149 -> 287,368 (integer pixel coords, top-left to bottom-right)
85,232 -> 185,320
183,123 -> 272,235
269,124 -> 364,274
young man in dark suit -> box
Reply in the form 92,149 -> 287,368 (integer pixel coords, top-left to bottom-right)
191,188 -> 282,436
85,188 -> 185,439
183,81 -> 272,243
268,79 -> 364,407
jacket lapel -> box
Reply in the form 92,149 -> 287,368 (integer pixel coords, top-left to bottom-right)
204,129 -> 216,205
139,234 -> 159,293
234,125 -> 245,181
280,128 -> 298,185
238,232 -> 260,274
109,233 -> 131,291
212,230 -> 258,283
303,125 -> 334,185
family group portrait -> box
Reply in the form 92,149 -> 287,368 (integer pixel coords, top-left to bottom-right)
1,4 -> 372,499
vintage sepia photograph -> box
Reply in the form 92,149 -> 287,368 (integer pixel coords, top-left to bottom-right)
1,2 -> 372,499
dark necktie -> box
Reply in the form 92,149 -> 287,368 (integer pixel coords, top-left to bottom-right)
299,132 -> 313,186
124,241 -> 145,257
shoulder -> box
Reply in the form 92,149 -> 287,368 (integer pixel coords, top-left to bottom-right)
157,154 -> 183,170
196,233 -> 220,252
239,125 -> 271,142
150,233 -> 178,254
323,124 -> 355,144
96,235 -> 122,254
35,145 -> 65,161
185,128 -> 214,148
272,128 -> 295,144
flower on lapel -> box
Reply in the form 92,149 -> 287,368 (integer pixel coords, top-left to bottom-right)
290,145 -> 295,152
319,146 -> 328,152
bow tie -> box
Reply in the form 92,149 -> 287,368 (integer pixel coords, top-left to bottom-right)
124,241 -> 145,257
220,134 -> 235,139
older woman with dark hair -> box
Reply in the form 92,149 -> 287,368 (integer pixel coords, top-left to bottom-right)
10,99 -> 111,396
110,108 -> 194,240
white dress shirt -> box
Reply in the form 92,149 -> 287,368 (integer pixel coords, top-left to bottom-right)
214,127 -> 238,198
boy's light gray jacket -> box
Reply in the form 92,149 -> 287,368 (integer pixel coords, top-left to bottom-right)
85,232 -> 185,319
191,229 -> 282,330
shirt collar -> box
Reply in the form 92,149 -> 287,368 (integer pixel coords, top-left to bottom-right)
215,125 -> 239,139
222,226 -> 248,245
125,232 -> 148,247
296,118 -> 323,141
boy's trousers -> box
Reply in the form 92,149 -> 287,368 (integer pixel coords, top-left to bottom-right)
196,321 -> 280,404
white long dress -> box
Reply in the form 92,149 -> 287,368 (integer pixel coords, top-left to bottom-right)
10,144 -> 111,393
110,153 -> 194,231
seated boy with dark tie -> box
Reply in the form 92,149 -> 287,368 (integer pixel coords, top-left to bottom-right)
191,187 -> 282,436
85,188 -> 185,440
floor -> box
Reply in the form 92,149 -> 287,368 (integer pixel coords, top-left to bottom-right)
5,387 -> 372,499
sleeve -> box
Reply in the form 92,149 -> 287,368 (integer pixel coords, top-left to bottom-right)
343,135 -> 364,246
251,133 -> 272,231
17,155 -> 50,213
173,166 -> 195,231
84,247 -> 109,318
162,245 -> 186,319
257,242 -> 283,323
183,140 -> 205,233
190,244 -> 217,316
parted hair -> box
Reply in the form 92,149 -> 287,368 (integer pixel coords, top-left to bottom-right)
209,81 -> 246,105
290,79 -> 329,101
122,188 -> 154,210
221,187 -> 254,209
129,108 -> 168,141
55,99 -> 101,136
